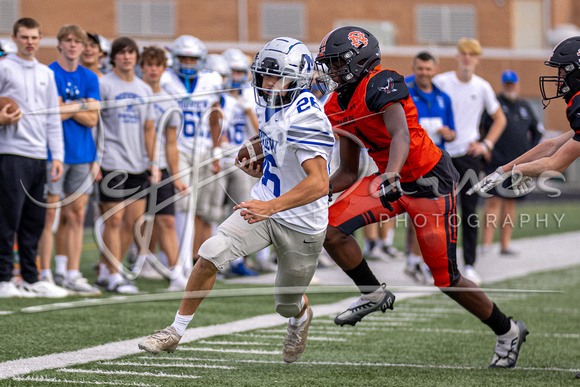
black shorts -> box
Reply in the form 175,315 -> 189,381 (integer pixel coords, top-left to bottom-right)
146,169 -> 176,216
99,169 -> 150,203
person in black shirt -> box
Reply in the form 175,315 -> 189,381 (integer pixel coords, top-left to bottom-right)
479,70 -> 543,256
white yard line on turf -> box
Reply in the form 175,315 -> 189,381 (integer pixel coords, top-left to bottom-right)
99,361 -> 235,369
12,376 -> 156,386
0,297 -> 354,380
58,368 -> 201,379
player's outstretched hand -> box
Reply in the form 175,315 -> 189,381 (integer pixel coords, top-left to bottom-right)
467,167 -> 509,195
379,174 -> 402,211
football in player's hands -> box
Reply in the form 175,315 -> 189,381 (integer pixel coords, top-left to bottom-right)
236,135 -> 264,170
0,96 -> 19,114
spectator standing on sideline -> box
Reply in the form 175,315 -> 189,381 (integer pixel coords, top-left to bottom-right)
403,51 -> 456,283
139,37 -> 334,364
316,26 -> 527,368
433,38 -> 506,285
479,70 -> 543,256
95,37 -> 158,294
138,46 -> 189,291
0,18 -> 67,298
81,33 -> 108,78
36,24 -> 102,296
161,35 -> 222,277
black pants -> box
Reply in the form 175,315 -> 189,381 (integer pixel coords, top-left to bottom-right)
452,155 -> 480,267
0,155 -> 47,283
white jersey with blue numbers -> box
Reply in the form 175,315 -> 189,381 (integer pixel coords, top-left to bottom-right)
160,68 -> 221,154
220,93 -> 257,163
250,90 -> 335,234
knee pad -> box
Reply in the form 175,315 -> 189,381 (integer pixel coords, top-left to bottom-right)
197,232 -> 232,270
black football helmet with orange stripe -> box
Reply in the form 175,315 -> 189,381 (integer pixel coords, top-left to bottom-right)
315,26 -> 381,94
539,36 -> 580,105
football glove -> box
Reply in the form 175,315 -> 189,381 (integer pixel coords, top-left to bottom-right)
379,174 -> 402,211
511,172 -> 534,196
467,166 -> 510,195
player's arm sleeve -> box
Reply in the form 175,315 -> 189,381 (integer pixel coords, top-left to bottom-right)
289,111 -> 335,162
566,93 -> 580,142
365,70 -> 410,113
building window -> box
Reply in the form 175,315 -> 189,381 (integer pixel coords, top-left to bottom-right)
335,20 -> 396,47
261,2 -> 305,40
117,1 -> 174,37
0,0 -> 19,33
416,5 -> 476,44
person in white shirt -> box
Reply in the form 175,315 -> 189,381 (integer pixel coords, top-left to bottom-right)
0,18 -> 67,298
433,38 -> 506,285
139,37 -> 334,364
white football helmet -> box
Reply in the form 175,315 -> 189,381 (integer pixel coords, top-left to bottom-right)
222,48 -> 250,90
250,37 -> 315,108
205,54 -> 231,78
0,38 -> 17,57
171,35 -> 207,79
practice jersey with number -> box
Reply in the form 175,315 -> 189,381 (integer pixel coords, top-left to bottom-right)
161,69 -> 221,154
325,66 -> 442,184
220,93 -> 257,163
151,89 -> 181,170
251,90 -> 334,234
566,91 -> 580,142
99,71 -> 154,173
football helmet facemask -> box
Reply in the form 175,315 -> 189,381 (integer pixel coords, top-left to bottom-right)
315,26 -> 381,94
539,36 -> 580,105
222,48 -> 250,90
171,35 -> 207,79
250,37 -> 315,108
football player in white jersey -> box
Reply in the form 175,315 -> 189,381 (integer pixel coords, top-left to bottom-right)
139,37 -> 334,364
160,35 -> 223,274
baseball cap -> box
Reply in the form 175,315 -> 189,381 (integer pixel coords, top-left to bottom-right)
501,70 -> 518,84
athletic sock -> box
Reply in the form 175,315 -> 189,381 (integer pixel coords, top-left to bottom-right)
344,259 -> 381,294
66,270 -> 80,282
171,310 -> 194,337
55,255 -> 68,275
289,311 -> 308,326
363,240 -> 376,255
483,303 -> 512,336
407,253 -> 422,266
39,269 -> 53,282
98,263 -> 110,282
108,273 -> 123,290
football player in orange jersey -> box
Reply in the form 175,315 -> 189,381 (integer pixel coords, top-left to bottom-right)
316,26 -> 527,368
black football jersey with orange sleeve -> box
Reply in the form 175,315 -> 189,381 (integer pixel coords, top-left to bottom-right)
566,91 -> 580,142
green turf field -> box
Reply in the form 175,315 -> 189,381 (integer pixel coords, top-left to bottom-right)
1,200 -> 579,385
2,266 -> 578,386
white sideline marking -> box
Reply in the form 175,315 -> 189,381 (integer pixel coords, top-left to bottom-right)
316,320 -> 413,325
258,329 -> 366,335
197,340 -> 282,346
0,311 -> 14,315
100,361 -> 235,369
12,376 -> 155,386
233,333 -> 347,341
178,347 -> 280,355
127,356 -> 580,373
58,368 -> 200,379
0,298 -> 357,380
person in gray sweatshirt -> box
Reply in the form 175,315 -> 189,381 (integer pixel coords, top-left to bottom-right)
0,17 -> 67,298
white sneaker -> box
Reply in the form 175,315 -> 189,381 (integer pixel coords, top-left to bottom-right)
0,280 -> 22,298
462,265 -> 482,285
108,278 -> 139,294
63,275 -> 102,296
167,274 -> 188,292
365,245 -> 391,260
18,280 -> 69,298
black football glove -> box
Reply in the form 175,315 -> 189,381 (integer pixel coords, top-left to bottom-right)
379,174 -> 402,211
328,183 -> 334,203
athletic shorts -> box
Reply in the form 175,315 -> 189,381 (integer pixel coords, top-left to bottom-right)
329,174 -> 460,287
146,169 -> 176,216
198,210 -> 324,315
46,162 -> 94,196
99,169 -> 150,203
